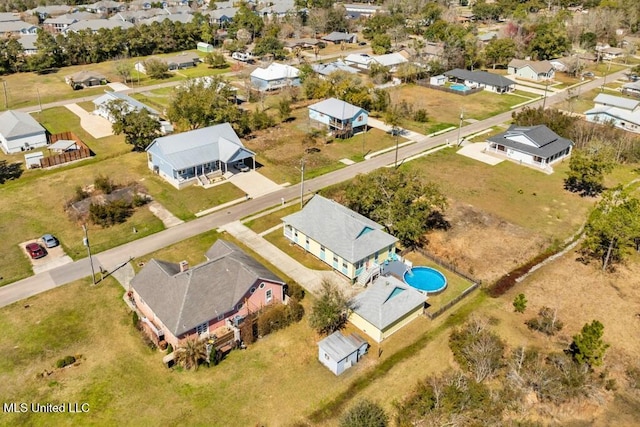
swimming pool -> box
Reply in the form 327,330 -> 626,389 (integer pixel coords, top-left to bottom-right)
450,84 -> 471,92
403,267 -> 447,293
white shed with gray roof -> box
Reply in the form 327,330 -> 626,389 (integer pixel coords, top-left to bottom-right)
0,110 -> 47,154
317,331 -> 368,375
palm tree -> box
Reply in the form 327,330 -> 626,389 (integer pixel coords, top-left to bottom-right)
175,338 -> 208,370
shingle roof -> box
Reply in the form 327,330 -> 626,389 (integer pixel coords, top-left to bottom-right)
487,124 -> 573,159
351,276 -> 426,330
146,123 -> 255,170
282,195 -> 397,264
312,60 -> 358,76
445,68 -> 515,89
593,93 -> 640,111
585,106 -> 640,127
0,110 -> 45,139
373,52 -> 407,67
67,70 -> 107,83
308,98 -> 366,120
317,331 -> 365,361
508,58 -> 553,74
322,32 -> 354,42
65,19 -> 133,32
131,239 -> 285,337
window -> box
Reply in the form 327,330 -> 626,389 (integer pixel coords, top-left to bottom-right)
305,237 -> 309,245
217,314 -> 224,321
250,287 -> 256,294
259,282 -> 265,289
342,261 -> 347,270
320,246 -> 325,253
196,322 -> 208,335
266,289 -> 272,303
333,255 -> 338,263
324,353 -> 330,360
237,302 -> 244,311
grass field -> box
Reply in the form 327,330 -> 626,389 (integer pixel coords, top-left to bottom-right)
403,147 -> 594,240
263,230 -> 333,271
387,84 -> 531,134
244,203 -> 301,234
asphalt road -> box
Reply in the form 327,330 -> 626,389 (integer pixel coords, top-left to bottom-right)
0,69 -> 629,308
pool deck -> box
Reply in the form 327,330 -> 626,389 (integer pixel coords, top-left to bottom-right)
380,260 -> 409,280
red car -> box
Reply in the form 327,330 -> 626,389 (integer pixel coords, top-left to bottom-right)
26,243 -> 47,259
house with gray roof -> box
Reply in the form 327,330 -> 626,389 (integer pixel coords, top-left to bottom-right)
444,68 -> 515,93
311,60 -> 358,78
508,59 -> 555,81
486,124 -> 573,170
93,91 -> 160,122
131,239 -> 286,347
63,18 -> 133,33
349,275 -> 426,343
146,123 -> 255,189
585,93 -> 640,134
317,331 -> 368,375
322,31 -> 357,44
282,195 -> 398,282
250,62 -> 300,91
0,20 -> 38,36
66,70 -> 108,89
308,97 -> 368,138
622,80 -> 640,97
0,110 -> 47,154
18,34 -> 38,55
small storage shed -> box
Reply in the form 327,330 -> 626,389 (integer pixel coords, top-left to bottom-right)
197,42 -> 214,53
317,331 -> 368,375
430,75 -> 446,86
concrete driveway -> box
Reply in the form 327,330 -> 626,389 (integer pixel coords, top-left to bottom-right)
65,103 -> 113,138
457,142 -> 504,166
227,169 -> 283,198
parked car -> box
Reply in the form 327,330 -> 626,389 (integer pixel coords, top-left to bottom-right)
236,162 -> 250,172
582,71 -> 595,78
26,243 -> 47,259
41,234 -> 59,248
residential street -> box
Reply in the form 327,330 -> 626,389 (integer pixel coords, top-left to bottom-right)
0,69 -> 629,308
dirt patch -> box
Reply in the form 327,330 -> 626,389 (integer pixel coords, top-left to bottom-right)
425,201 -> 547,283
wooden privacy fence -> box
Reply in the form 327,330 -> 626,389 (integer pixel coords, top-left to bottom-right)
40,131 -> 92,168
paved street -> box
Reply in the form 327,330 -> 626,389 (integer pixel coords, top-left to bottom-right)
0,69 -> 630,308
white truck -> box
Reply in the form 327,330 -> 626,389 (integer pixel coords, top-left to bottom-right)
231,52 -> 254,62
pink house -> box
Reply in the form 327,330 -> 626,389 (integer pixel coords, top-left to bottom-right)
131,240 -> 285,348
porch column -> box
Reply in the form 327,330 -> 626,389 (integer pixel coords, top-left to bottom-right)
252,156 -> 255,170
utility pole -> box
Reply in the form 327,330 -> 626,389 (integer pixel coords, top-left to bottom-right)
394,126 -> 399,168
36,88 -> 42,112
299,158 -> 305,208
82,224 -> 96,285
2,80 -> 7,109
542,80 -> 549,109
457,108 -> 464,146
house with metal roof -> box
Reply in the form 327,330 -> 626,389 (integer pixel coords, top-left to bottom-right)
93,91 -> 160,122
282,195 -> 398,282
486,124 -> 573,170
146,123 -> 255,189
622,80 -> 640,97
372,52 -> 408,72
308,98 -> 368,138
585,93 -> 640,134
311,60 -> 358,78
444,68 -> 515,93
317,331 -> 368,375
250,62 -> 300,91
344,53 -> 374,70
349,276 -> 426,343
131,239 -> 286,348
0,110 -> 47,154
507,59 -> 555,81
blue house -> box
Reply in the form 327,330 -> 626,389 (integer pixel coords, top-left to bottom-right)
146,123 -> 255,189
317,331 -> 368,375
250,62 -> 300,91
308,98 -> 368,138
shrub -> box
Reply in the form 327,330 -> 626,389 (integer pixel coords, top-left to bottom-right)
340,399 -> 388,427
526,307 -> 563,336
250,109 -> 275,131
89,199 -> 134,227
55,355 -> 76,369
257,303 -> 289,336
513,293 -> 527,313
158,340 -> 168,351
286,282 -> 305,301
240,316 -> 256,344
413,109 -> 429,123
132,311 -> 139,329
167,344 -> 173,354
287,298 -> 305,323
132,194 -> 148,207
72,185 -> 89,202
94,174 -> 115,194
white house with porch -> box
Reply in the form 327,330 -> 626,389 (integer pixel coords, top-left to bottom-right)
308,98 -> 368,138
486,124 -> 573,170
146,123 -> 255,189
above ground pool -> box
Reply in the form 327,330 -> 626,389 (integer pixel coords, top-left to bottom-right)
403,267 -> 447,293
450,84 -> 471,92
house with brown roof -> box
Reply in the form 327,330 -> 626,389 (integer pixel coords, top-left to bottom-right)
507,59 -> 555,81
130,240 -> 286,347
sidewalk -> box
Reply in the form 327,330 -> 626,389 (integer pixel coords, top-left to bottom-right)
220,221 -> 348,297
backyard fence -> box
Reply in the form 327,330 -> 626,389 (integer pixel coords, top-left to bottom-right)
40,131 -> 92,168
416,79 -> 484,96
401,247 -> 482,320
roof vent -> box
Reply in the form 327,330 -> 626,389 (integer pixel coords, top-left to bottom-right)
179,260 -> 189,272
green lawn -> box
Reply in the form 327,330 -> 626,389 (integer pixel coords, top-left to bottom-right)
403,251 -> 474,313
400,148 -> 595,241
244,203 -> 301,234
263,229 -> 332,271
